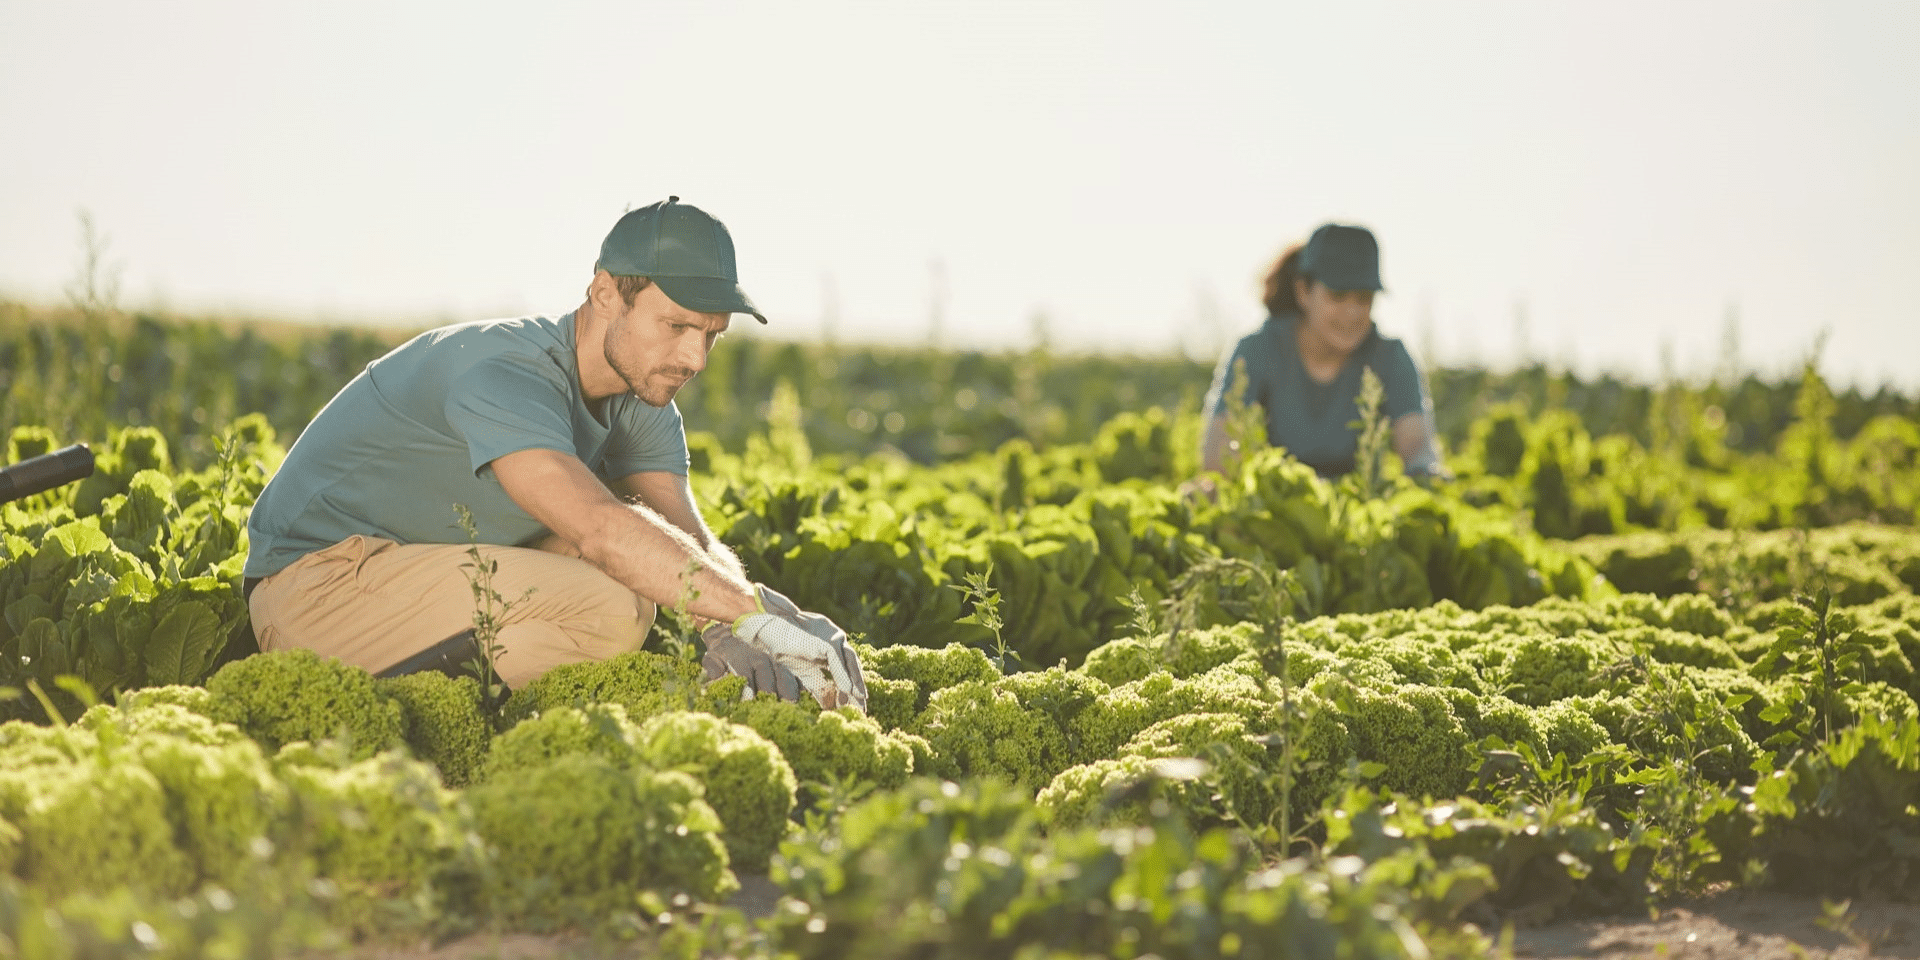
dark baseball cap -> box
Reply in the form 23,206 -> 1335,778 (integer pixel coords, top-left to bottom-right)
1298,223 -> 1384,292
596,196 -> 767,323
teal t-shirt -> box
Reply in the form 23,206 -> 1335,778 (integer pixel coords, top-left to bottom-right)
244,312 -> 689,578
1204,313 -> 1430,477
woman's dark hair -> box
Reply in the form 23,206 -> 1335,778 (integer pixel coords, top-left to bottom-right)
1261,243 -> 1309,316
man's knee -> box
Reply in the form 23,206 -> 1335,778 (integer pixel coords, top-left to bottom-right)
523,570 -> 653,665
568,572 -> 657,640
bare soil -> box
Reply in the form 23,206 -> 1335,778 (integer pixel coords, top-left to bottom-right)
1506,890 -> 1920,960
342,883 -> 1920,960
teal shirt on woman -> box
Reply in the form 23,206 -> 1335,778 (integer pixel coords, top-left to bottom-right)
1204,312 -> 1431,477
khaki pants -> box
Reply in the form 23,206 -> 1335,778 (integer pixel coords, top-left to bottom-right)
249,535 -> 657,690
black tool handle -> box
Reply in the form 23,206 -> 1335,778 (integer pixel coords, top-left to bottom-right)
0,444 -> 96,504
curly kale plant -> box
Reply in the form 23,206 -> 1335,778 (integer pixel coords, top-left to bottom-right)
124,732 -> 288,889
276,749 -> 485,936
205,649 -> 404,758
499,650 -> 746,726
378,672 -> 491,787
485,702 -> 645,780
115,683 -> 217,717
1319,679 -> 1474,800
487,703 -> 802,872
468,754 -> 734,928
632,710 -> 797,874
1035,755 -> 1171,827
0,753 -> 194,899
856,641 -> 1002,718
914,680 -> 1075,788
1491,633 -> 1624,706
1068,666 -> 1276,764
78,700 -> 245,747
728,696 -> 919,794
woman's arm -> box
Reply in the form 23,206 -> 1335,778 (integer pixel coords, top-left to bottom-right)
1392,412 -> 1448,479
1201,412 -> 1231,475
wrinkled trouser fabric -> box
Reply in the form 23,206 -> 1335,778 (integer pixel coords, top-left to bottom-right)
248,535 -> 654,690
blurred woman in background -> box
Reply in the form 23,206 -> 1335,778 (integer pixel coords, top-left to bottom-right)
1200,223 -> 1446,480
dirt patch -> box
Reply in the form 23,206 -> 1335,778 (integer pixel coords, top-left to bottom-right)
340,874 -> 785,960
1508,890 -> 1920,960
341,885 -> 1919,959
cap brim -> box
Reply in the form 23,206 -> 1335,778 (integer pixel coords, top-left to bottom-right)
1317,270 -> 1385,293
653,275 -> 768,324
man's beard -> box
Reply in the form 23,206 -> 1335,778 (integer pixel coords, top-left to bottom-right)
603,314 -> 696,407
635,368 -> 695,407
614,355 -> 698,408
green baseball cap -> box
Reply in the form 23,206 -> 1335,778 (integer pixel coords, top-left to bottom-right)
596,196 -> 767,323
1298,223 -> 1384,292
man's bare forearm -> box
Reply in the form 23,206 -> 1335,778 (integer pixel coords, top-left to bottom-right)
705,536 -> 749,584
574,500 -> 758,624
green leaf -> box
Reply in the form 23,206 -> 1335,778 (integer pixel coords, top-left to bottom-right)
5,595 -> 55,635
1759,702 -> 1793,724
52,675 -> 100,710
45,521 -> 112,559
19,617 -> 63,667
1724,693 -> 1753,711
145,601 -> 220,686
1612,768 -> 1674,783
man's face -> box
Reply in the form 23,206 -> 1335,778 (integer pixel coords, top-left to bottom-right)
1295,279 -> 1375,355
603,282 -> 730,407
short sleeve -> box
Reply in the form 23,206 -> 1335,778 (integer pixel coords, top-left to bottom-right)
443,354 -> 578,476
603,400 -> 691,477
1373,339 -> 1430,421
1205,337 -> 1259,417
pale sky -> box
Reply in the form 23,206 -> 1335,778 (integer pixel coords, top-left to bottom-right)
3,1 -> 1917,388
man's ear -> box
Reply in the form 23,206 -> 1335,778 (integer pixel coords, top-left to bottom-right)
587,270 -> 620,311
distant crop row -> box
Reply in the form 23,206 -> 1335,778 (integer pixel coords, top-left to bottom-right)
5,301 -> 1914,470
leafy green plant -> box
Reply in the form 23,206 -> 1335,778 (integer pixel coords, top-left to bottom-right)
951,567 -> 1017,672
1160,555 -> 1306,847
772,777 -> 1444,960
453,504 -> 530,716
1713,712 -> 1920,900
1322,785 -> 1652,926
1753,586 -> 1875,749
1346,366 -> 1393,501
1594,619 -> 1757,895
1219,356 -> 1271,476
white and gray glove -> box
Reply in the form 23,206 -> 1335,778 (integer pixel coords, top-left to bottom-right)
701,622 -> 802,702
713,583 -> 868,713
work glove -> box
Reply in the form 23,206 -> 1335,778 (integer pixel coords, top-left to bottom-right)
722,583 -> 868,713
701,622 -> 802,702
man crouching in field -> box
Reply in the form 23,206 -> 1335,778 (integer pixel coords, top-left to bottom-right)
241,197 -> 865,711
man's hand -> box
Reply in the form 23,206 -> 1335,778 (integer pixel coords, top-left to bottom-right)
719,583 -> 868,712
701,622 -> 801,701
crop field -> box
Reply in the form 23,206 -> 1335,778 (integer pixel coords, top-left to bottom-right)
1,302 -> 1918,958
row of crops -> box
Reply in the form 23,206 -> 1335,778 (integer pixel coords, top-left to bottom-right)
7,300 -> 1918,471
0,306 -> 1917,958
